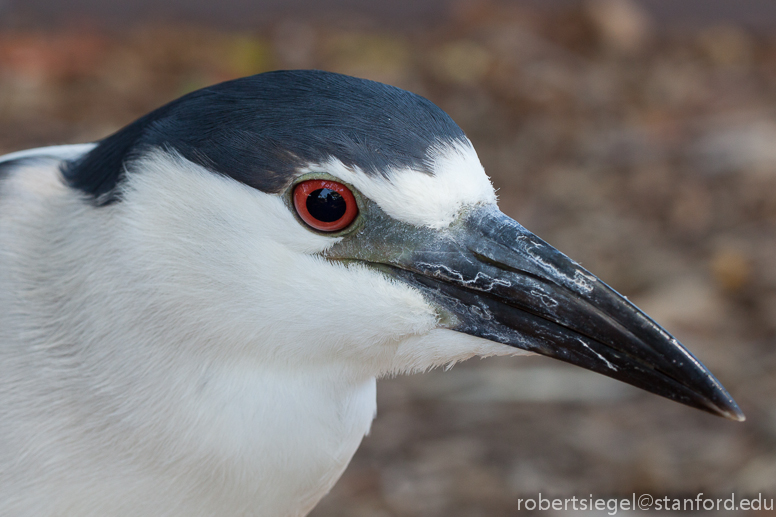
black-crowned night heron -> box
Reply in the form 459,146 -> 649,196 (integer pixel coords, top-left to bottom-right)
0,70 -> 743,516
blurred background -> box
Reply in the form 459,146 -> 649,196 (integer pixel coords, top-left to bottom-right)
1,0 -> 774,514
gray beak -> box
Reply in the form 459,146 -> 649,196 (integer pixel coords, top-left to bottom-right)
326,203 -> 744,421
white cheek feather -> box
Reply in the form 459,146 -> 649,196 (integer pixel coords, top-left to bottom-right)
387,329 -> 532,376
118,151 -> 440,367
302,139 -> 497,229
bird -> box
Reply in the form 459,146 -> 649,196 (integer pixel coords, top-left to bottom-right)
0,69 -> 743,516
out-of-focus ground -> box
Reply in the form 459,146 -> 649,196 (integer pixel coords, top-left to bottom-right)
1,0 -> 775,515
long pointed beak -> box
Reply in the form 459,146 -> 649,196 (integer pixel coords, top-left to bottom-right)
326,204 -> 744,421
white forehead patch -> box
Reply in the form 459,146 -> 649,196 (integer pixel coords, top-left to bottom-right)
300,140 -> 497,229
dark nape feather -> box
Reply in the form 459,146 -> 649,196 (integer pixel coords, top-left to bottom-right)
62,70 -> 468,205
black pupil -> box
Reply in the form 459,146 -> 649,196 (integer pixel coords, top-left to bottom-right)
306,188 -> 346,223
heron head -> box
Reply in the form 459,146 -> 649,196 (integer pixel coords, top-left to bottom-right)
64,70 -> 743,421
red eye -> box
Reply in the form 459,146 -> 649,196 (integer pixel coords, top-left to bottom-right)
293,179 -> 359,232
